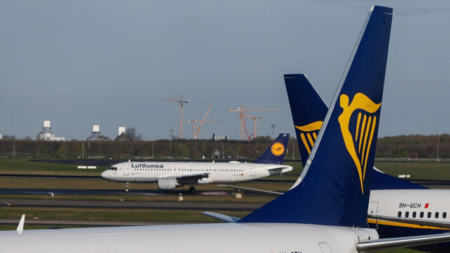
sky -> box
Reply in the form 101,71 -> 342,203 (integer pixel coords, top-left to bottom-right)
1,1 -> 450,141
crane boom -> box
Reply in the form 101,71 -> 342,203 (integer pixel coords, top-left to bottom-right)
227,104 -> 281,140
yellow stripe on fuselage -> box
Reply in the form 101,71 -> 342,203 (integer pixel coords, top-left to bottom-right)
367,219 -> 450,231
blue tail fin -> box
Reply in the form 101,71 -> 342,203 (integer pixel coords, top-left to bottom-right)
285,74 -> 426,190
254,133 -> 290,164
239,6 -> 393,227
284,74 -> 328,167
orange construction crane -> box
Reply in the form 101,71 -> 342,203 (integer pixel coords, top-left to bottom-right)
243,116 -> 262,139
227,104 -> 281,140
164,95 -> 189,139
187,103 -> 220,140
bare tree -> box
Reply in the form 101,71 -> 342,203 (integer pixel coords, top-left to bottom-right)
125,127 -> 143,141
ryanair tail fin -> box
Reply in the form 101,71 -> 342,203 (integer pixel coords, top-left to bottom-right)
285,74 -> 426,190
239,6 -> 393,227
254,133 -> 289,164
284,74 -> 327,166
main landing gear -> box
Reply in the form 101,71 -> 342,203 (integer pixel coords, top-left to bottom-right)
125,182 -> 130,192
188,186 -> 196,193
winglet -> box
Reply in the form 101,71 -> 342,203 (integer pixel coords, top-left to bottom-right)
16,214 -> 25,235
202,212 -> 241,223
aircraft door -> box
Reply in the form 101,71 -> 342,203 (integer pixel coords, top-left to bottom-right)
250,168 -> 256,177
318,242 -> 333,253
367,202 -> 379,229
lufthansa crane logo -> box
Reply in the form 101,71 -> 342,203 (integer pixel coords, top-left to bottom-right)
338,93 -> 381,194
295,121 -> 323,155
271,142 -> 285,156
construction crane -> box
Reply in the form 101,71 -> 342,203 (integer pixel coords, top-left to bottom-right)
243,116 -> 262,139
187,103 -> 221,140
227,104 -> 281,140
164,95 -> 189,139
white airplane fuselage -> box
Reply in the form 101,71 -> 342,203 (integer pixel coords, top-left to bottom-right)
0,223 -> 378,253
370,190 -> 450,225
101,162 -> 292,184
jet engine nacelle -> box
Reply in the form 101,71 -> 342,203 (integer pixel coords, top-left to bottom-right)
157,178 -> 178,190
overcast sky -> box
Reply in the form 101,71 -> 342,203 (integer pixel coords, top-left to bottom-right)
1,1 -> 449,141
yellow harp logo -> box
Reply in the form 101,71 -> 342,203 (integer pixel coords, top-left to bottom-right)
295,121 -> 323,155
338,93 -> 381,194
271,142 -> 285,156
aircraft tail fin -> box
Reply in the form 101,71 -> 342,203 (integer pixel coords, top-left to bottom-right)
254,133 -> 289,164
284,74 -> 328,167
239,6 -> 393,227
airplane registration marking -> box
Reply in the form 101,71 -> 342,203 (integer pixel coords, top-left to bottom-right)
399,203 -> 422,208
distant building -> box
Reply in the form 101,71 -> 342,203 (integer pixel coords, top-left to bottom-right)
36,121 -> 65,141
212,133 -> 228,141
115,127 -> 129,141
87,125 -> 105,141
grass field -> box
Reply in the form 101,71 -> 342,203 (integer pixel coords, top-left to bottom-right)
1,159 -> 449,252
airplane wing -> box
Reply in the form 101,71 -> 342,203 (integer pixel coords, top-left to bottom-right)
202,212 -> 240,223
167,173 -> 209,184
368,214 -> 450,229
356,232 -> 450,252
219,184 -> 283,196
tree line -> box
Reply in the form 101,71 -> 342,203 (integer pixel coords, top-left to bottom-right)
1,134 -> 449,160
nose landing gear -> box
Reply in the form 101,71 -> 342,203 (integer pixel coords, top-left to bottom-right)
125,182 -> 130,192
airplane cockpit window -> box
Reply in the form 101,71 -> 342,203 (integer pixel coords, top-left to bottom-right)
109,167 -> 118,171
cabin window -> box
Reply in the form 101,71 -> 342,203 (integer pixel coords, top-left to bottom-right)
405,211 -> 409,218
435,212 -> 439,219
444,212 -> 447,219
428,212 -> 432,218
420,212 -> 424,218
412,212 -> 416,218
397,211 -> 402,218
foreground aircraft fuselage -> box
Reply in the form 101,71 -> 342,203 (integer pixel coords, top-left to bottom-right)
0,223 -> 377,253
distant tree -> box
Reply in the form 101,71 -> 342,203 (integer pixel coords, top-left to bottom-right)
23,136 -> 32,140
3,135 -> 16,140
57,145 -> 68,158
125,127 -> 143,141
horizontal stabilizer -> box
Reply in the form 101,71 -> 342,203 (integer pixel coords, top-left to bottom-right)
202,212 -> 240,223
356,232 -> 450,252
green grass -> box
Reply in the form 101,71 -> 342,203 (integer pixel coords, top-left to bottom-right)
0,158 -> 107,175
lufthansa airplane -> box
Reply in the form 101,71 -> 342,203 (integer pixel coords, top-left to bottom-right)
220,73 -> 450,252
101,133 -> 292,192
2,6 -> 450,253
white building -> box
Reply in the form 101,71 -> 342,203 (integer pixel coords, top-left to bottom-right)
36,121 -> 65,141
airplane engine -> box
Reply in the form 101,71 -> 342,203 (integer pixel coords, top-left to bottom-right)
157,178 -> 178,190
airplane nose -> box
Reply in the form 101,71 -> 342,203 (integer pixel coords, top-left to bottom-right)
101,170 -> 109,178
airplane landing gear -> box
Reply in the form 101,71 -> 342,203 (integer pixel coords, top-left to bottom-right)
125,182 -> 130,192
188,186 -> 196,193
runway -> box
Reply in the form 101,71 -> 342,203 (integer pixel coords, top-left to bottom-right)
0,198 -> 262,211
